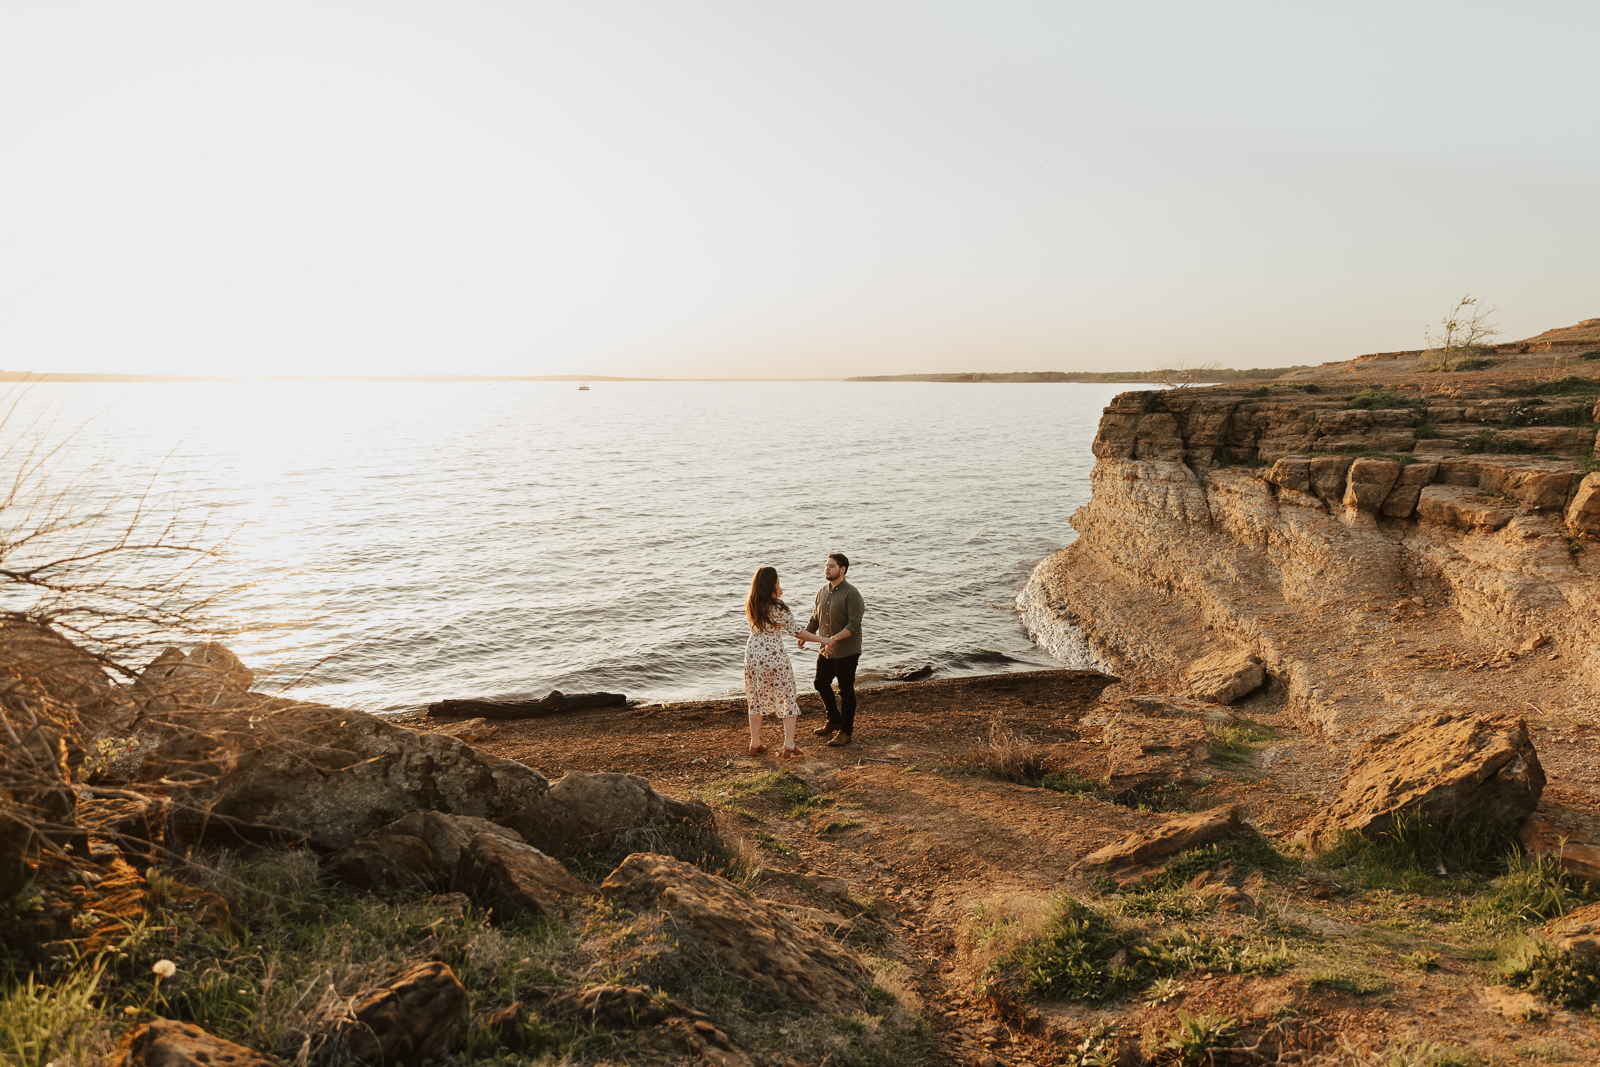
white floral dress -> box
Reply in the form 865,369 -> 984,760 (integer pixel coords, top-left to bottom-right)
745,605 -> 804,719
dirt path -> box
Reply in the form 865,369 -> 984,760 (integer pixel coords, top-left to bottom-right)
402,669 -> 1600,1065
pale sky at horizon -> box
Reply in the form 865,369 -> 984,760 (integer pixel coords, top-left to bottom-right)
1,2 -> 1596,379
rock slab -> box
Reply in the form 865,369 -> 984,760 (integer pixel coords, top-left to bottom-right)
600,853 -> 868,1013
110,1019 -> 276,1067
1077,803 -> 1244,887
1302,713 -> 1544,849
336,961 -> 468,1067
1184,650 -> 1265,705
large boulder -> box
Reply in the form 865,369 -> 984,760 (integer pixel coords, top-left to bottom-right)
331,961 -> 468,1067
1300,713 -> 1544,850
600,853 -> 869,1013
1567,472 -> 1600,535
135,643 -> 255,710
156,703 -> 551,850
320,811 -> 591,918
110,1019 -> 276,1067
526,771 -> 716,859
1101,713 -> 1209,796
1184,650 -> 1265,705
1077,804 -> 1245,888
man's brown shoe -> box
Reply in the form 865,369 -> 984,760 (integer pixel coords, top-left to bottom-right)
812,725 -> 836,737
826,733 -> 852,747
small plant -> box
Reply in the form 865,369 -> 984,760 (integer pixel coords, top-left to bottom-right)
1460,430 -> 1534,455
1145,977 -> 1185,1005
1501,402 -> 1596,428
1513,374 -> 1600,397
1500,937 -> 1600,1011
1578,348 -> 1600,362
1412,423 -> 1444,439
1243,385 -> 1269,398
1293,383 -> 1322,393
1399,950 -> 1439,972
1472,849 -> 1600,929
1162,1009 -> 1236,1064
1347,389 -> 1426,412
1066,1021 -> 1121,1067
1421,294 -> 1502,371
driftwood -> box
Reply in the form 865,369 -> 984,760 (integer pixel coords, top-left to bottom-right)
426,691 -> 628,720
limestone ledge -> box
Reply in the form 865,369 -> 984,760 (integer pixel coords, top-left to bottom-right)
1029,387 -> 1600,738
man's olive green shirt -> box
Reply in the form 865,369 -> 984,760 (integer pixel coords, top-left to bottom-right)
807,579 -> 864,659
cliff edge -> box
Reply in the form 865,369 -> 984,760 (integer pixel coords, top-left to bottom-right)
1024,359 -> 1600,743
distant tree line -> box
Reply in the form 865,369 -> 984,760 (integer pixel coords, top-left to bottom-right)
846,366 -> 1310,384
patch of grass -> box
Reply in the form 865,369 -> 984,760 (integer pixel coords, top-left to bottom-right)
1318,808 -> 1520,893
820,820 -> 862,835
1500,402 -> 1596,428
1243,385 -> 1269,398
1292,383 -> 1322,393
0,964 -> 115,1067
1347,389 -> 1426,412
1470,851 -> 1600,930
1510,375 -> 1600,397
981,896 -> 1289,1006
1112,888 -> 1216,922
1578,349 -> 1600,362
1208,721 -> 1279,768
1451,356 -> 1497,371
1163,1009 -> 1237,1063
1398,950 -> 1439,972
1460,429 -> 1534,455
752,830 -> 792,855
1413,423 -> 1445,439
1035,773 -> 1100,796
1121,832 -> 1294,897
1500,937 -> 1600,1012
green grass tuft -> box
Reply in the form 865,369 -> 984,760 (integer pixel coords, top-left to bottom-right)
1347,389 -> 1426,412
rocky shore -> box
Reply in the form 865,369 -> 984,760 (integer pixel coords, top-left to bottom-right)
7,331 -> 1600,1066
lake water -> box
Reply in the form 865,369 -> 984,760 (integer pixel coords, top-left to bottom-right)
2,379 -> 1132,713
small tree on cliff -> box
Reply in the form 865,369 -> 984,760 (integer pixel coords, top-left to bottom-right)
1422,294 -> 1502,371
1151,357 -> 1223,388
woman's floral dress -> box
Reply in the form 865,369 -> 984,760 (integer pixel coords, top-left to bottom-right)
745,604 -> 804,719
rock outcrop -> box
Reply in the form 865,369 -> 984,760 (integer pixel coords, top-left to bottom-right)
330,961 -> 468,1067
1300,714 -> 1544,849
600,853 -> 869,1013
110,1019 -> 277,1067
1076,803 -> 1244,887
1023,377 -> 1600,735
1184,649 -> 1265,705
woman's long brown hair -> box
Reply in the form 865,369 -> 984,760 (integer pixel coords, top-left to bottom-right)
745,567 -> 788,631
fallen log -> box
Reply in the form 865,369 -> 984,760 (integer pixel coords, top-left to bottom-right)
426,691 -> 628,720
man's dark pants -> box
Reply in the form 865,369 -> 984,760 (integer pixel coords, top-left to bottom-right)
814,653 -> 860,736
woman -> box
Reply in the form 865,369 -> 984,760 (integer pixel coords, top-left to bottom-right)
744,566 -> 831,758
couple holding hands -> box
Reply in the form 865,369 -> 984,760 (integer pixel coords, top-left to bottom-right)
742,552 -> 864,759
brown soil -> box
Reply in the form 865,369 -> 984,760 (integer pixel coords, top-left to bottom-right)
399,668 -> 1600,1065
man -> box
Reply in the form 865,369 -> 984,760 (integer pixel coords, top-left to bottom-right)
803,552 -> 865,747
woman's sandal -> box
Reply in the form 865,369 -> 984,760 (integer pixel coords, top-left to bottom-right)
780,745 -> 804,760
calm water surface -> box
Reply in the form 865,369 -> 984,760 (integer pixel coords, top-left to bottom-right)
5,380 -> 1134,712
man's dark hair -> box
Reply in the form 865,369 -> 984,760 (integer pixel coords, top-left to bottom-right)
829,552 -> 849,573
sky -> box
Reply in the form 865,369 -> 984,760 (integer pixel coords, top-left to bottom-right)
0,2 -> 1596,379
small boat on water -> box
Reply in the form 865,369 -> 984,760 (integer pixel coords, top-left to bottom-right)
578,382 -> 590,391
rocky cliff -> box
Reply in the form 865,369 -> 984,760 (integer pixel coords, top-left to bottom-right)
1024,372 -> 1600,738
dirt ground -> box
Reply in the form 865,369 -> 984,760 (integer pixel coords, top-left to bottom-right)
397,669 -> 1600,1066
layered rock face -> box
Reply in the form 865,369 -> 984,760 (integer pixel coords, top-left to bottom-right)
1027,383 -> 1600,734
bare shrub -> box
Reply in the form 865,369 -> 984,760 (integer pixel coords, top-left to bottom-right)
1421,294 -> 1502,372
973,719 -> 1052,784
1151,358 -> 1224,389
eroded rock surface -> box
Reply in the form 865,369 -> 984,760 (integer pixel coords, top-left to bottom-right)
599,852 -> 869,1013
110,1019 -> 276,1067
333,961 -> 468,1067
1076,803 -> 1244,887
1184,650 -> 1265,705
1301,714 -> 1544,849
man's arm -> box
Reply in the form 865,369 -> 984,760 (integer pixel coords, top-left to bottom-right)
844,588 -> 864,644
